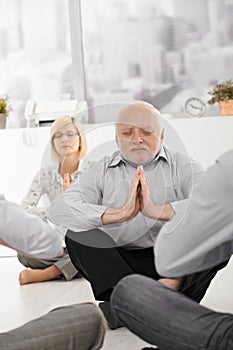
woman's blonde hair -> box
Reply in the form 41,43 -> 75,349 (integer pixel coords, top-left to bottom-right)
50,115 -> 87,162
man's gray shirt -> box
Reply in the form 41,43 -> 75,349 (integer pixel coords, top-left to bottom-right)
49,146 -> 204,249
155,149 -> 233,277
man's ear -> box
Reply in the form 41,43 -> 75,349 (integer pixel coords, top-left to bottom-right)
160,128 -> 165,142
115,133 -> 119,146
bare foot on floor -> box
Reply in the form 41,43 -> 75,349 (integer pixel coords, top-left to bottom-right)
19,266 -> 61,285
19,269 -> 46,285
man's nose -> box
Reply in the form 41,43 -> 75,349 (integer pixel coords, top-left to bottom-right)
131,129 -> 143,143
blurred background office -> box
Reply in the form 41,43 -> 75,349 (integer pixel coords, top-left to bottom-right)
0,0 -> 233,126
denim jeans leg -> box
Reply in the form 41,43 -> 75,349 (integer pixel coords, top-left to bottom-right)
111,274 -> 233,350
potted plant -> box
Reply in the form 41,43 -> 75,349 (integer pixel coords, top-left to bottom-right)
0,95 -> 12,128
207,79 -> 233,116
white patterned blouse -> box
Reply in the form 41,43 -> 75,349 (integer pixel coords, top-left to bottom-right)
21,159 -> 93,221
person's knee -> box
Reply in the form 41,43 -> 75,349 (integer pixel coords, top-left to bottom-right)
84,303 -> 107,328
111,274 -> 167,310
66,228 -> 117,249
70,303 -> 106,328
53,303 -> 107,334
17,253 -> 36,268
111,274 -> 143,309
77,303 -> 107,344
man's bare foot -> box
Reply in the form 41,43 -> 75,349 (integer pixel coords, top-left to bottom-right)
19,265 -> 62,285
159,277 -> 183,291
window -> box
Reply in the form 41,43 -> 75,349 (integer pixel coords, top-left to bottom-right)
1,0 -> 233,126
0,0 -> 72,127
81,0 -> 233,121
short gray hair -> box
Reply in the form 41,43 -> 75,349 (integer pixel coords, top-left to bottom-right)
115,100 -> 162,136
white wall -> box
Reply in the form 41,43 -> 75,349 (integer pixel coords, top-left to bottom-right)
1,116 -> 233,203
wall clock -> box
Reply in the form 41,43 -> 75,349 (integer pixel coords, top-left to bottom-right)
184,98 -> 206,118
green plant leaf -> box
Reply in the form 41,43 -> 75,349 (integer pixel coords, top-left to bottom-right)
207,79 -> 233,104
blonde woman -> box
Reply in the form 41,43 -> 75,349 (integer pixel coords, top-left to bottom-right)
18,115 -> 92,285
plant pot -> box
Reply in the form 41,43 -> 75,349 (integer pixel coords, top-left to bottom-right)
219,100 -> 233,116
0,113 -> 7,128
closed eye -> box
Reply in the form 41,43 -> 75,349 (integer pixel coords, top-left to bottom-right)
122,130 -> 133,135
141,129 -> 153,136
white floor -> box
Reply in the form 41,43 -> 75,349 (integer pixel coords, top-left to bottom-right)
1,245 -> 233,349
0,246 -> 151,349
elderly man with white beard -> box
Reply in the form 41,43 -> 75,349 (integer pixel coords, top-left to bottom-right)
49,101 -> 227,328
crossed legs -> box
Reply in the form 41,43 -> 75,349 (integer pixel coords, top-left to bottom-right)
1,303 -> 106,350
111,274 -> 233,350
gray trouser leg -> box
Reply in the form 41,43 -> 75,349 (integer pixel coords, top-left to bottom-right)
0,303 -> 106,350
111,274 -> 233,350
18,249 -> 78,281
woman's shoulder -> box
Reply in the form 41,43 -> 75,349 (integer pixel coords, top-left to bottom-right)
36,164 -> 59,179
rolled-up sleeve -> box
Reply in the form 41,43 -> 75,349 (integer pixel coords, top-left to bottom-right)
0,196 -> 63,259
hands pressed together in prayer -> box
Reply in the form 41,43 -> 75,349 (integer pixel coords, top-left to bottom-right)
102,166 -> 182,291
122,165 -> 174,221
62,173 -> 71,192
102,165 -> 174,224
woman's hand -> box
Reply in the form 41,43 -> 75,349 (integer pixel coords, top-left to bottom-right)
62,173 -> 71,192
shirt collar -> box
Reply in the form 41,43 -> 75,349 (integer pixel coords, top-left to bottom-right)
108,145 -> 168,168
154,145 -> 168,162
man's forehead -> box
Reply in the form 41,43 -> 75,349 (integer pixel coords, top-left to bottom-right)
117,108 -> 156,126
117,122 -> 155,131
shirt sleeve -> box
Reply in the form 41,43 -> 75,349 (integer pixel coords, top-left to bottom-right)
155,156 -> 233,277
49,162 -> 108,231
0,196 -> 63,259
21,170 -> 48,220
170,154 -> 205,213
